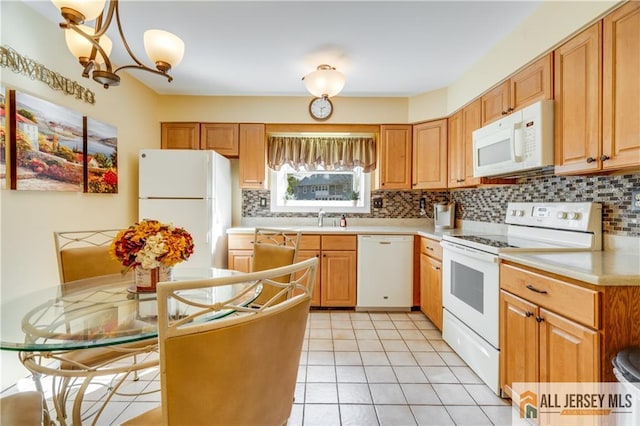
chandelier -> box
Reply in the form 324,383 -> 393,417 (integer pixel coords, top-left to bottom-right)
302,64 -> 345,98
52,0 -> 185,89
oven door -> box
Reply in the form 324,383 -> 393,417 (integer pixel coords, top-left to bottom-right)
441,241 -> 499,348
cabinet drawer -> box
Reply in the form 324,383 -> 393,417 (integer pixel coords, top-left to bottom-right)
500,263 -> 599,329
322,235 -> 357,251
228,234 -> 254,250
421,237 -> 442,260
299,234 -> 321,250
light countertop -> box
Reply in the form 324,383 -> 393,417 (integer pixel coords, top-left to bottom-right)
499,251 -> 640,286
227,223 -> 640,287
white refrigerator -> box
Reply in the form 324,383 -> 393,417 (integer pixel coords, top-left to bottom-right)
138,149 -> 231,269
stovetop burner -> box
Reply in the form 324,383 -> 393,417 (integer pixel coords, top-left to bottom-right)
450,235 -> 518,249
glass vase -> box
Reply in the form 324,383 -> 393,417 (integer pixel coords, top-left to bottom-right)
134,265 -> 173,292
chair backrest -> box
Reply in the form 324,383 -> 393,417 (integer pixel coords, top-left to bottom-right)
54,229 -> 123,283
0,391 -> 49,425
156,257 -> 317,426
252,227 -> 301,304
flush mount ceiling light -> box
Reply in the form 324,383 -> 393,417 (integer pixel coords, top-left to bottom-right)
302,64 -> 346,98
52,0 -> 185,89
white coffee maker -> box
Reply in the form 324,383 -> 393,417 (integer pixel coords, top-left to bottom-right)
434,202 -> 455,230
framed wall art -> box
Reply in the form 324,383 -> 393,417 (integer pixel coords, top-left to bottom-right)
86,117 -> 118,193
10,90 -> 84,191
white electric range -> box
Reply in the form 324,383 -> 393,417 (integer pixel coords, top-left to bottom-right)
440,202 -> 602,395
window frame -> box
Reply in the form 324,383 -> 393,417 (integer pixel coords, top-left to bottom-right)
269,167 -> 371,214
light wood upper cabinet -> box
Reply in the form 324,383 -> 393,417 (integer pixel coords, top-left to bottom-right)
238,123 -> 267,189
481,81 -> 510,126
376,125 -> 412,190
412,119 -> 447,190
602,1 -> 640,171
554,22 -> 602,175
161,122 -> 200,149
200,123 -> 239,156
481,54 -> 552,126
510,54 -> 553,113
448,99 -> 481,188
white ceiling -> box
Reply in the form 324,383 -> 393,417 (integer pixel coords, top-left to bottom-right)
24,0 -> 543,97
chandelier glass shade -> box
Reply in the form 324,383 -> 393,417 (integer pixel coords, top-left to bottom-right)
52,0 -> 185,89
303,64 -> 345,98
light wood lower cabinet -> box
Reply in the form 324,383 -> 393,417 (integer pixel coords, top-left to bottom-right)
419,237 -> 443,330
500,262 -> 640,399
227,233 -> 356,307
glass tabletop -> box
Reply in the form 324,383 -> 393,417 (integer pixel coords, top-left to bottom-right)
0,268 -> 259,352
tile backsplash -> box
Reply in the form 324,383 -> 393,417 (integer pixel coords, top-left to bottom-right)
243,172 -> 640,237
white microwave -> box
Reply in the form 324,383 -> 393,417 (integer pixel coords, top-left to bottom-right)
472,100 -> 554,178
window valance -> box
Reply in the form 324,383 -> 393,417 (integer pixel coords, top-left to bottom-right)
267,136 -> 376,172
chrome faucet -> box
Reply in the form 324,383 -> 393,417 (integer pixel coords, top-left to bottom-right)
317,208 -> 326,227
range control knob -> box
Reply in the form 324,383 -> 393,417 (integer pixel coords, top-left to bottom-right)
557,211 -> 568,220
510,210 -> 517,216
567,212 -> 580,220
517,210 -> 524,217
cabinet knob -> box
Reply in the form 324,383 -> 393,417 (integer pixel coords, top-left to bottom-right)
536,316 -> 545,323
600,155 -> 610,162
501,110 -> 508,116
323,254 -> 327,258
525,311 -> 534,317
315,254 -> 320,258
432,266 -> 440,271
586,157 -> 596,164
507,107 -> 514,113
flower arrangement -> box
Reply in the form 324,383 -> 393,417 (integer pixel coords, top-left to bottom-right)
110,219 -> 194,271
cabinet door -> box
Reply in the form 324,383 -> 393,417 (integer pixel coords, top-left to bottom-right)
510,53 -> 553,112
481,81 -> 510,126
161,122 -> 200,149
447,110 -> 464,188
321,251 -> 356,307
201,123 -> 239,156
239,123 -> 267,189
500,291 -> 538,398
377,125 -> 412,190
412,119 -> 447,190
602,1 -> 640,171
462,99 -> 482,186
554,22 -> 602,175
228,250 -> 253,273
539,308 -> 599,383
296,250 -> 321,307
420,254 -> 443,330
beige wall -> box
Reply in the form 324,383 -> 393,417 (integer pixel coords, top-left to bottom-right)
0,1 -> 160,388
408,0 -> 623,122
157,95 -> 408,123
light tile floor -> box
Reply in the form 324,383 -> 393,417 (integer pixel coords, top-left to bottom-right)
3,311 -> 514,425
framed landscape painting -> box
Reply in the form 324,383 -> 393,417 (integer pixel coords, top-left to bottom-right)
11,91 -> 83,191
86,117 -> 118,193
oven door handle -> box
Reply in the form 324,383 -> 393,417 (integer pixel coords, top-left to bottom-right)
441,241 -> 498,263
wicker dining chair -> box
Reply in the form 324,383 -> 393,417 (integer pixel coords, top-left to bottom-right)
123,257 -> 318,426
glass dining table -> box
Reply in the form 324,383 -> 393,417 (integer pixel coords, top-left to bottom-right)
0,268 -> 260,426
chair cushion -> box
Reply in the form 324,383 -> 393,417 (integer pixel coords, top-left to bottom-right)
121,406 -> 162,425
252,243 -> 296,305
0,391 -> 44,425
60,246 -> 123,283
59,338 -> 157,370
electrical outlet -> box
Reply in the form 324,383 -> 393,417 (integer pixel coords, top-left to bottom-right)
373,198 -> 383,208
632,190 -> 640,212
259,197 -> 267,208
419,197 -> 426,210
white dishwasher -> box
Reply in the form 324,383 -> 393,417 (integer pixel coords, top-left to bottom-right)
356,235 -> 413,311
